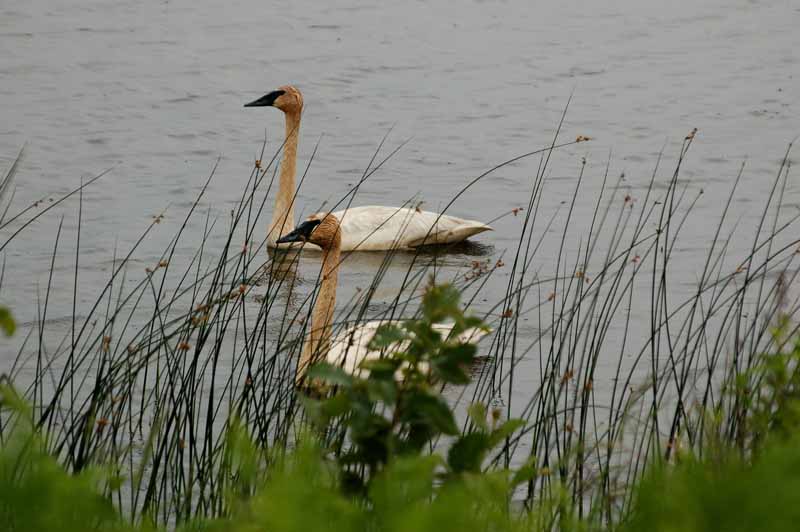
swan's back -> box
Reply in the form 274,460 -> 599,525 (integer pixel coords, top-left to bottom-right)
324,320 -> 487,377
329,206 -> 491,251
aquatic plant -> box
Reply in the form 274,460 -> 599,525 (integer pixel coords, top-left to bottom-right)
0,121 -> 797,528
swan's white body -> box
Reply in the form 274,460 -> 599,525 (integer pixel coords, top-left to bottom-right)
275,214 -> 486,385
329,206 -> 491,251
247,85 -> 491,251
324,321 -> 487,378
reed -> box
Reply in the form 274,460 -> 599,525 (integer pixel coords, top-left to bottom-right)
0,122 -> 797,528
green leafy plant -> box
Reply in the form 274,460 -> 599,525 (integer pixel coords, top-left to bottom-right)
0,307 -> 14,337
303,283 -> 530,493
624,430 -> 800,532
730,315 -> 800,455
0,382 -> 134,532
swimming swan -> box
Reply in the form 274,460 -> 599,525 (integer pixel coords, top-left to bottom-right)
276,213 -> 487,385
244,85 -> 492,250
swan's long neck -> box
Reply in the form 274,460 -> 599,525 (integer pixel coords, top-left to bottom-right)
296,244 -> 341,384
269,111 -> 301,244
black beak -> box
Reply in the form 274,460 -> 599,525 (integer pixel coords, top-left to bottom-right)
244,90 -> 285,108
275,219 -> 321,244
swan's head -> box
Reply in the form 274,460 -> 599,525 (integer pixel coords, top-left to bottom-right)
244,85 -> 303,114
276,213 -> 341,250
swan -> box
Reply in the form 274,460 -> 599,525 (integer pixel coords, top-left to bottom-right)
244,85 -> 492,251
276,213 -> 487,385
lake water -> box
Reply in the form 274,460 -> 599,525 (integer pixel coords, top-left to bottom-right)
1,0 -> 799,399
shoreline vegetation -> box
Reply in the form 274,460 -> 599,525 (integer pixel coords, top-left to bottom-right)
1,127 -> 799,530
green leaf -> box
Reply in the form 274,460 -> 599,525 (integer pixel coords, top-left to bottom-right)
367,323 -> 406,350
350,414 -> 392,465
107,473 -> 125,492
489,418 -> 525,448
511,456 -> 537,487
448,432 -> 491,473
366,379 -> 398,405
431,342 -> 475,384
467,402 -> 489,432
431,362 -> 469,385
0,382 -> 29,416
403,392 -> 459,436
307,362 -> 355,387
370,455 -> 440,512
358,357 -> 400,374
320,393 -> 353,418
422,284 -> 461,322
440,340 -> 477,362
402,322 -> 445,365
299,393 -> 351,428
0,307 -> 14,337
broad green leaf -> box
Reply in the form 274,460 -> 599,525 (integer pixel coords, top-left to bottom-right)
439,342 -> 476,363
299,392 -> 351,428
320,393 -> 353,418
489,418 -> 525,448
0,307 -> 14,337
370,455 -> 440,512
467,402 -> 489,432
403,392 -> 459,435
422,284 -> 461,322
431,360 -> 470,385
107,473 -> 125,492
367,323 -> 406,350
511,456 -> 538,487
358,358 -> 400,373
359,357 -> 402,383
298,395 -> 325,426
307,362 -> 355,387
366,379 -> 398,405
431,342 -> 475,384
403,321 -> 443,360
0,382 -> 29,415
448,432 -> 491,473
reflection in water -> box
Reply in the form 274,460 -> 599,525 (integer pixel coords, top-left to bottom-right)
339,239 -> 494,270
265,246 -> 302,282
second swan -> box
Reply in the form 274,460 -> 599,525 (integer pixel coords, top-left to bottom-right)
276,213 -> 487,385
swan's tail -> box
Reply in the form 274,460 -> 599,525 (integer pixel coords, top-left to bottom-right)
408,218 -> 493,247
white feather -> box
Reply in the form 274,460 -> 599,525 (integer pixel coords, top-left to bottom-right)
325,206 -> 492,251
323,321 -> 488,378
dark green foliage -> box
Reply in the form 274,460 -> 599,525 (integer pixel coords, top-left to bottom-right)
0,285 -> 539,531
5,291 -> 800,531
0,383 -> 136,532
200,438 -> 366,532
448,403 -> 526,475
303,284 -> 522,490
732,317 -> 800,455
199,438 -> 547,532
0,307 -> 13,337
624,439 -> 800,532
622,318 -> 800,532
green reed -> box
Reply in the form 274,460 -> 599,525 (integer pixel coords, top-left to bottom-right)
0,119 -> 797,528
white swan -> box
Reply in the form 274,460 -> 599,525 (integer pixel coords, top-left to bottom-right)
244,85 -> 492,251
276,213 -> 487,385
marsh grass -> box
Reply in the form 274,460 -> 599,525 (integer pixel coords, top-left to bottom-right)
0,119 -> 797,528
